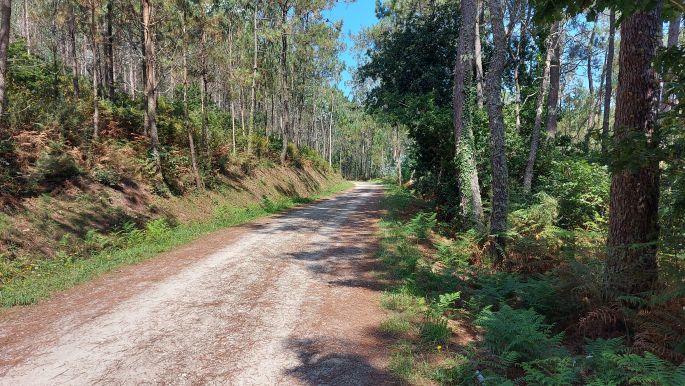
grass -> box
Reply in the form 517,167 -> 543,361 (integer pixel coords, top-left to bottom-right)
0,180 -> 353,307
375,184 -> 470,384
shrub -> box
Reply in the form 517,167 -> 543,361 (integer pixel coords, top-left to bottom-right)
538,158 -> 609,229
92,167 -> 121,187
405,212 -> 437,241
475,304 -> 565,362
35,141 -> 81,182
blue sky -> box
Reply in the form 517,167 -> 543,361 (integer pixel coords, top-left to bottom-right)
323,1 -> 379,98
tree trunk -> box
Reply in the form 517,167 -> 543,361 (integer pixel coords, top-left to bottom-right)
586,26 -> 595,135
248,2 -> 259,154
0,0 -> 11,122
142,0 -> 161,175
68,4 -> 80,99
279,2 -> 290,164
513,4 -> 531,132
90,0 -> 100,140
22,0 -> 29,53
601,10 -> 615,154
453,0 -> 484,228
667,13 -> 681,48
523,21 -> 558,193
546,24 -> 562,139
104,0 -> 114,100
474,0 -> 485,109
182,8 -> 202,190
603,8 -> 661,299
485,0 -> 509,265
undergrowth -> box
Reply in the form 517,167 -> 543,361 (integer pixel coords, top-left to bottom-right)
377,185 -> 685,385
0,180 -> 352,307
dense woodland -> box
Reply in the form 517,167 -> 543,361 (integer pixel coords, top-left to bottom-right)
0,0 -> 684,383
0,0 -> 396,198
356,0 -> 685,384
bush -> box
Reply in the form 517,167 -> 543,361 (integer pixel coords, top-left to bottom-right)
475,304 -> 565,362
405,212 -> 437,241
538,158 -> 609,229
92,167 -> 121,187
35,141 -> 81,182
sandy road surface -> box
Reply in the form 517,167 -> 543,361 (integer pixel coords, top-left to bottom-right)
0,182 -> 397,385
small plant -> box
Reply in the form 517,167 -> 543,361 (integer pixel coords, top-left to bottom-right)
144,218 -> 171,241
91,167 -> 122,187
432,291 -> 461,315
475,304 -> 565,362
380,315 -> 413,336
521,357 -> 577,386
405,212 -> 437,241
35,141 -> 81,182
419,315 -> 450,345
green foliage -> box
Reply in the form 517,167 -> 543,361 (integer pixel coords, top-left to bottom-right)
35,141 -> 82,182
538,159 -> 609,229
419,315 -> 450,345
91,167 -> 122,187
405,212 -> 437,241
476,304 -> 565,362
520,356 -> 577,386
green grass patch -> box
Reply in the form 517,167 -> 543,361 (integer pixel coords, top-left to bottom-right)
0,180 -> 353,307
380,315 -> 414,336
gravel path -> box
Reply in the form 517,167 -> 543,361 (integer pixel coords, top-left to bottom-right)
0,182 -> 396,385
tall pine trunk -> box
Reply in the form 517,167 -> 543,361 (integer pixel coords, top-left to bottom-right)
104,0 -> 114,100
601,10 -> 615,154
182,7 -> 202,190
474,0 -> 484,109
248,3 -> 259,154
279,2 -> 290,164
142,0 -> 161,175
90,0 -> 100,140
485,0 -> 508,265
68,4 -> 80,99
523,21 -> 558,193
0,0 -> 10,122
546,25 -> 562,139
603,7 -> 661,299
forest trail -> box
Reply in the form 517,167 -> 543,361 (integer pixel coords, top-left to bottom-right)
0,182 -> 396,385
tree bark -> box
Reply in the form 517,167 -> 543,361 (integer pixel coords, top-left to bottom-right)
453,0 -> 484,228
474,0 -> 485,109
248,2 -> 259,154
90,0 -> 100,140
667,13 -> 681,48
104,0 -> 114,100
142,0 -> 161,174
603,7 -> 661,299
523,21 -> 558,193
279,1 -> 290,164
601,10 -> 615,154
68,3 -> 80,100
485,0 -> 509,265
0,0 -> 11,122
546,24 -> 562,139
182,7 -> 202,190
585,26 -> 595,136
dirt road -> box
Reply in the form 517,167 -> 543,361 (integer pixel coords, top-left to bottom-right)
0,182 -> 397,385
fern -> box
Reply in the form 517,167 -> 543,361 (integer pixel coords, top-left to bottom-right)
583,338 -> 685,385
476,304 -> 566,362
405,212 -> 437,241
520,357 -> 577,386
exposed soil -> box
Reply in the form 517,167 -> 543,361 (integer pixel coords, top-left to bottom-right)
0,182 -> 398,385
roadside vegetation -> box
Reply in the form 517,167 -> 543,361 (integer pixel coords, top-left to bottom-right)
0,179 -> 351,307
377,185 -> 685,385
